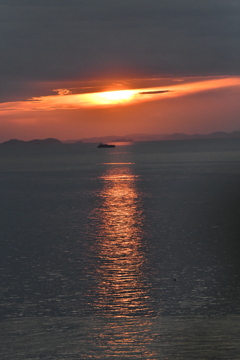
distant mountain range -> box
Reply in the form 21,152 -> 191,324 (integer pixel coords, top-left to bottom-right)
2,131 -> 240,145
2,138 -> 62,145
76,131 -> 240,143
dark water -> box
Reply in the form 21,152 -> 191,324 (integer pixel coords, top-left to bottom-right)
0,139 -> 240,359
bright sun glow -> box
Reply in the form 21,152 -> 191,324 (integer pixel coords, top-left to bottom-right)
88,90 -> 137,105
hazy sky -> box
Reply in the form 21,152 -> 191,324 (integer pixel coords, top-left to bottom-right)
0,0 -> 240,140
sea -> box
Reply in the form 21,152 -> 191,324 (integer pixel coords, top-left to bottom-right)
0,138 -> 240,359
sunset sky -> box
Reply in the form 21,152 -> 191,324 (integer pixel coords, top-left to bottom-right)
0,0 -> 240,141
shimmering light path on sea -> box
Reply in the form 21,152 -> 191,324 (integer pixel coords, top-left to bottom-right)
91,163 -> 153,317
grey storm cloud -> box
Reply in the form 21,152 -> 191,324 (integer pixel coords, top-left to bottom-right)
0,0 -> 240,100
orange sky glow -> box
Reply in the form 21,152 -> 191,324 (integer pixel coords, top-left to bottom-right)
1,76 -> 240,111
0,76 -> 240,141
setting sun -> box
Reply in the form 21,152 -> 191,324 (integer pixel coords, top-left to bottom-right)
87,89 -> 137,106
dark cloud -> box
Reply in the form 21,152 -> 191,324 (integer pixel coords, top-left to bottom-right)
0,0 -> 239,101
138,90 -> 171,95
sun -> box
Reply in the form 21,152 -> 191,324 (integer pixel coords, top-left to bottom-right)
86,89 -> 137,106
99,90 -> 135,101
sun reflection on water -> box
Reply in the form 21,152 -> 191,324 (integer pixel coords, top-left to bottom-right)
93,164 -> 153,317
89,162 -> 158,358
91,317 -> 159,359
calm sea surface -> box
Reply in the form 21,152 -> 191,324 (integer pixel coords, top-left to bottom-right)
0,139 -> 240,359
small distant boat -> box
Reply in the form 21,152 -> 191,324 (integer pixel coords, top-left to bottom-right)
97,143 -> 115,148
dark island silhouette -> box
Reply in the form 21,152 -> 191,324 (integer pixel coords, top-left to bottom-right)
2,138 -> 62,145
78,131 -> 240,143
1,131 -> 240,145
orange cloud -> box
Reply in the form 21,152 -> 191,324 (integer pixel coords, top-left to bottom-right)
0,76 -> 239,115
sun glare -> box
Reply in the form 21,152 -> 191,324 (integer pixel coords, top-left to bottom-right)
88,90 -> 136,105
